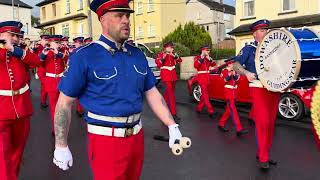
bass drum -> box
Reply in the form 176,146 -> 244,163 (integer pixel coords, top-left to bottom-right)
255,28 -> 320,92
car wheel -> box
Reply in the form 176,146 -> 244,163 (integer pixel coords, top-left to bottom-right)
278,93 -> 304,121
192,84 -> 201,102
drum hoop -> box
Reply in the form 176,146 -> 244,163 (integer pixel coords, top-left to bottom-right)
255,28 -> 302,92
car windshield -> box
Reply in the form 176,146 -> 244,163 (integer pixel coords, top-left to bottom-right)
136,43 -> 154,57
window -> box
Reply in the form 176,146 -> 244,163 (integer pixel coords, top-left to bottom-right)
206,25 -> 209,31
148,0 -> 155,12
13,7 -> 18,19
62,24 -> 70,37
66,0 -> 71,14
282,0 -> 295,11
243,0 -> 254,17
137,26 -> 144,39
225,28 -> 232,38
136,1 -> 143,15
78,0 -> 84,10
52,4 -> 56,17
148,24 -> 156,37
79,23 -> 84,36
224,14 -> 231,21
42,7 -> 46,20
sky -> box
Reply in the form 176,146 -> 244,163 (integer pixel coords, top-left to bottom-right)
22,0 -> 236,17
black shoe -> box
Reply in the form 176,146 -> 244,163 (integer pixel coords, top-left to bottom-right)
268,159 -> 278,166
258,161 -> 270,170
256,156 -> 278,166
236,129 -> 249,137
209,112 -> 218,118
40,103 -> 48,109
217,125 -> 229,132
77,111 -> 84,117
248,119 -> 255,126
173,115 -> 181,124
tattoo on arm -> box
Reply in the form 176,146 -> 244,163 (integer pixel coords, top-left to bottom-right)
161,97 -> 175,121
54,105 -> 71,147
233,62 -> 249,75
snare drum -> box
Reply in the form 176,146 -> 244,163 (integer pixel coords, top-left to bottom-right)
255,27 -> 320,92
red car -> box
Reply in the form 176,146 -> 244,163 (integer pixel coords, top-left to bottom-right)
187,67 -> 315,121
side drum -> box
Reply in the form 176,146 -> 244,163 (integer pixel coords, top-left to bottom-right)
255,27 -> 320,92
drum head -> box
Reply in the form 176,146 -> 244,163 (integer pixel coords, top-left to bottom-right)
255,29 -> 301,92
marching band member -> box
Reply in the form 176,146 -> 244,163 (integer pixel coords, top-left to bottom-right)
233,19 -> 279,169
156,41 -> 183,123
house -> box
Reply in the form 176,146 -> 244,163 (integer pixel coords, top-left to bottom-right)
185,0 -> 235,47
0,0 -> 40,40
229,0 -> 320,52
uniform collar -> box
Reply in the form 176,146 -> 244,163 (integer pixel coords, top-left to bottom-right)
99,34 -> 121,50
99,34 -> 129,53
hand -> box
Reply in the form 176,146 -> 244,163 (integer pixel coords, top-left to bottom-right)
245,72 -> 257,82
53,48 -> 59,55
42,48 -> 50,55
53,146 -> 73,171
168,124 -> 182,148
163,54 -> 167,59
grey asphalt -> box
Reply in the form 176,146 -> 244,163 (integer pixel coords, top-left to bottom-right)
19,79 -> 320,180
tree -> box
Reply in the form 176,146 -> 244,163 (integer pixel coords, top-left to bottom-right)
31,15 -> 40,26
162,22 -> 212,56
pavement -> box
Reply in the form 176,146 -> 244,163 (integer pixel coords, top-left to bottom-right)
19,79 -> 320,180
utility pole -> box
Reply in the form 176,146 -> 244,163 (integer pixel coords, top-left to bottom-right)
133,0 -> 136,41
12,0 -> 14,20
87,0 -> 93,38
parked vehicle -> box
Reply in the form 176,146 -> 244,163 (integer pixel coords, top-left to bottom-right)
131,42 -> 161,84
187,66 -> 315,121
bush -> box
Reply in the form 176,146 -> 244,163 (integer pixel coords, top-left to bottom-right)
210,49 -> 236,60
150,43 -> 191,59
162,22 -> 212,56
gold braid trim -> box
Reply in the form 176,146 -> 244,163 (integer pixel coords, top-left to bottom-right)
311,81 -> 320,140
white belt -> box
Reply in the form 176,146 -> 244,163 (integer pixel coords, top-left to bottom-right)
88,112 -> 141,123
46,72 -> 63,78
225,85 -> 238,89
249,80 -> 263,88
87,122 -> 142,137
0,84 -> 29,96
160,66 -> 175,71
198,71 -> 210,74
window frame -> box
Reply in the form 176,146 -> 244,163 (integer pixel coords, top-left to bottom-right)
243,0 -> 255,18
147,0 -> 155,12
66,0 -> 71,14
281,0 -> 296,12
62,24 -> 70,37
136,1 -> 143,15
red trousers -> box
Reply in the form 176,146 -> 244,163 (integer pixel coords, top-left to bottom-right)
0,117 -> 30,180
39,77 -> 47,105
163,81 -> 177,115
48,91 -> 60,133
250,87 -> 280,163
87,130 -> 144,180
76,100 -> 83,113
196,83 -> 214,114
218,98 -> 243,132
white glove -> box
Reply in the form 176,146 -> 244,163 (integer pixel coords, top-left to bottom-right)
168,124 -> 182,148
53,146 -> 73,171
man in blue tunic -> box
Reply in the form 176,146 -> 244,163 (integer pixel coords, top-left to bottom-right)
52,0 -> 184,179
233,19 -> 280,170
